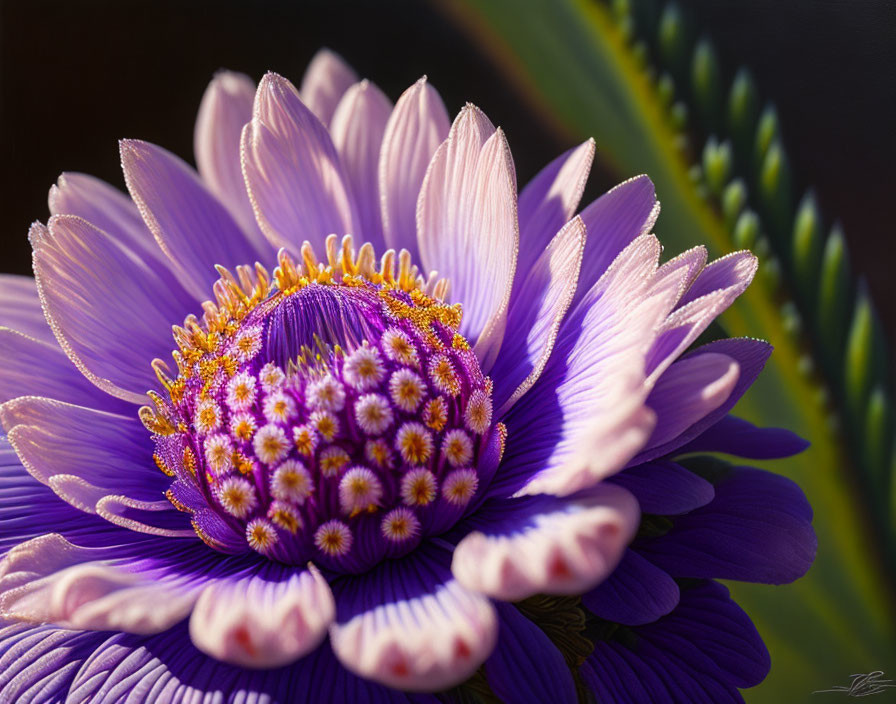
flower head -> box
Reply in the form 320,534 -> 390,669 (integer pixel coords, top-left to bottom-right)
0,49 -> 814,702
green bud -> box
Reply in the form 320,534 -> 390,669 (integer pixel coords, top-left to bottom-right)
758,140 -> 793,242
728,67 -> 760,164
691,38 -> 722,131
732,209 -> 760,249
722,179 -> 748,231
702,137 -> 732,196
792,191 -> 824,305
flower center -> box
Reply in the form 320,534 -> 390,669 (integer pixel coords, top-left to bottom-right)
142,236 -> 503,573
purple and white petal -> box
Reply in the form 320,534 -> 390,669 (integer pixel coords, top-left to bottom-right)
497,235 -> 678,498
299,48 -> 359,127
330,543 -> 497,691
121,139 -> 265,299
379,77 -> 451,258
189,564 -> 334,668
645,253 -> 758,383
634,338 -> 772,464
417,105 -> 518,371
0,396 -> 177,528
0,534 -> 205,634
491,216 -> 586,414
643,352 -> 740,449
331,80 -> 393,252
242,72 -> 357,252
452,483 -> 639,600
575,175 -> 660,301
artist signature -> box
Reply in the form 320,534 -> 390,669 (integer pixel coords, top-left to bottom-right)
813,671 -> 896,697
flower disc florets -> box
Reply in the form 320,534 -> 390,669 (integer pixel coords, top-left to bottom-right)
143,235 -> 501,574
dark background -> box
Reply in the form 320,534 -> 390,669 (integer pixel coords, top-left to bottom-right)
2,0 -> 894,343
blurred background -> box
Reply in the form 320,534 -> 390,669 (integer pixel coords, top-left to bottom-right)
2,1 -> 895,701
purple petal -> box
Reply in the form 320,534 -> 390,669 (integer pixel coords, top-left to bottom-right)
0,438 -> 113,556
242,72 -> 357,252
637,466 -> 816,583
194,71 -> 273,254
678,250 -> 757,309
582,549 -> 679,625
608,460 -> 715,515
575,175 -> 660,302
189,564 -> 334,668
644,352 -> 740,449
491,216 -> 586,414
331,80 -> 393,252
379,77 -> 450,258
417,105 -> 518,371
581,581 -> 769,702
330,542 -> 497,691
633,338 -> 773,465
484,602 -> 577,703
0,622 -> 109,704
452,483 -> 638,600
299,48 -> 359,127
0,274 -> 54,344
30,217 -> 192,403
121,139 -> 264,299
0,328 -> 132,413
678,415 -> 810,459
516,139 -> 594,278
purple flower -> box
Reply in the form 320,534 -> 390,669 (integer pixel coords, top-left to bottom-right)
0,50 -> 815,702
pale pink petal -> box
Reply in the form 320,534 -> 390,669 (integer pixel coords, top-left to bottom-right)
48,172 -> 167,267
417,105 -> 518,370
330,80 -> 393,252
194,71 -> 271,252
516,139 -> 595,277
330,547 -> 497,691
189,566 -> 334,668
379,77 -> 451,258
0,534 -> 199,634
644,353 -> 740,448
452,483 -> 639,600
299,49 -> 358,127
242,72 -> 356,251
492,216 -> 586,414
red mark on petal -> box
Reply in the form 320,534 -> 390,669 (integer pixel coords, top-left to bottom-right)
454,637 -> 472,659
391,659 -> 409,677
549,555 -> 572,579
234,625 -> 257,657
